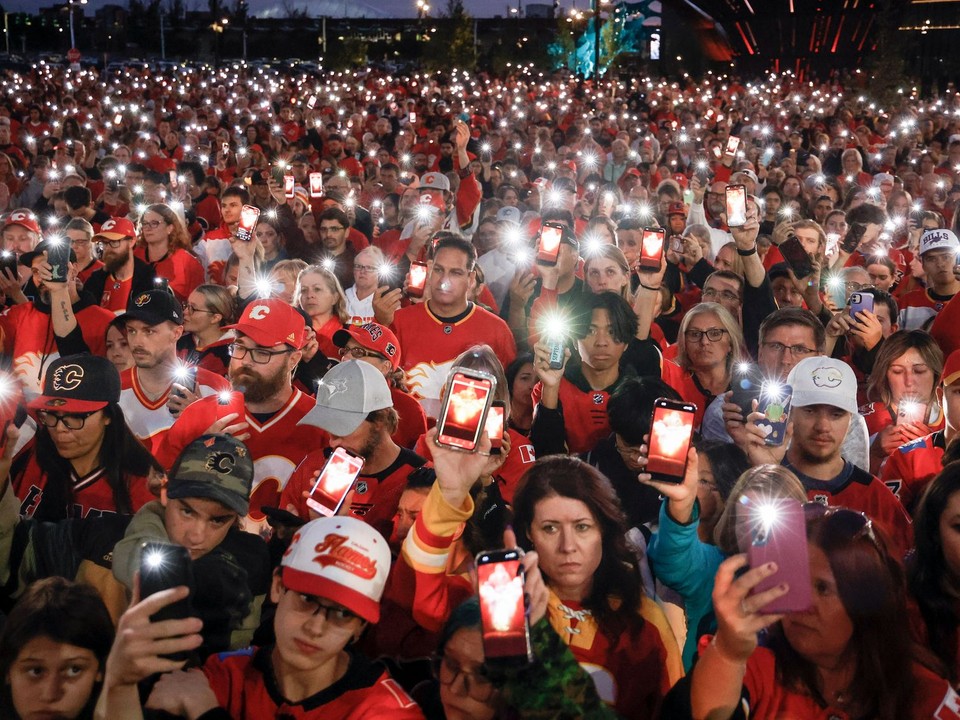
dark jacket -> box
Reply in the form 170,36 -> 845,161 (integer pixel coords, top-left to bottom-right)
83,257 -> 156,307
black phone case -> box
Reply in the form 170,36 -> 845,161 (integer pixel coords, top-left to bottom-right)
139,542 -> 196,661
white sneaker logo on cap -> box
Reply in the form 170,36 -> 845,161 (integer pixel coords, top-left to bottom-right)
52,364 -> 84,391
811,366 -> 843,388
312,533 -> 377,580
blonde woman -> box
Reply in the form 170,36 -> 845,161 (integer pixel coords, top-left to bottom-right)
296,264 -> 349,360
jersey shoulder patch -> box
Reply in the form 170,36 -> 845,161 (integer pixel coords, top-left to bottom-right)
899,436 -> 929,454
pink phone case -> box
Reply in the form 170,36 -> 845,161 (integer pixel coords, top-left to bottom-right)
747,499 -> 812,613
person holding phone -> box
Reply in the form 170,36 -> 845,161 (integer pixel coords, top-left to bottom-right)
734,356 -> 913,559
195,186 -> 251,285
281,360 -> 429,541
0,430 -> 270,655
130,516 -> 426,720
84,217 -> 157,314
881,349 -> 960,512
677,508 -> 957,719
862,330 -> 944,474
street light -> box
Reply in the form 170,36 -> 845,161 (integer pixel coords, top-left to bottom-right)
416,0 -> 430,19
67,0 -> 88,51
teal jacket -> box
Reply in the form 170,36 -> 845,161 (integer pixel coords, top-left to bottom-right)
646,500 -> 725,670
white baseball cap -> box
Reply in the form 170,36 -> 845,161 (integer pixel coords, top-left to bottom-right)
281,517 -> 390,623
919,228 -> 960,256
786,357 -> 858,415
297,360 -> 393,436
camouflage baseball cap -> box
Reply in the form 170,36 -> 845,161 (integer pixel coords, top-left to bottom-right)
166,434 -> 254,516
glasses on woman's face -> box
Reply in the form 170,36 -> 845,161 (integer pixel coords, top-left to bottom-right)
684,327 -> 728,344
140,220 -> 165,230
183,304 -> 214,315
36,410 -> 96,430
431,654 -> 496,701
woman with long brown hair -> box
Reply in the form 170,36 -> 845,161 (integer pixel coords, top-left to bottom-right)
135,202 -> 204,302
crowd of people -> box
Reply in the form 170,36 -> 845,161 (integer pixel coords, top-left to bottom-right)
0,57 -> 958,717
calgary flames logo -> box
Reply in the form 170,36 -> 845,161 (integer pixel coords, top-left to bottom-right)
651,410 -> 690,459
312,533 -> 377,580
448,381 -> 487,426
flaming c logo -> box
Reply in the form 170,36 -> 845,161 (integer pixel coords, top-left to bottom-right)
52,364 -> 84,391
249,305 -> 270,320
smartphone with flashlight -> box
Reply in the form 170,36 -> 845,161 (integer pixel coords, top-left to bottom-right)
306,447 -> 365,517
221,142 -> 229,157
406,260 -> 428,298
725,184 -> 747,227
646,398 -> 696,484
756,383 -> 793,446
215,390 -> 245,421
896,399 -> 928,427
724,136 -> 741,158
172,365 -> 198,400
637,227 -> 665,272
283,174 -> 295,199
236,204 -> 260,243
759,147 -> 775,168
139,542 -> 196,659
694,157 -> 711,183
779,235 -> 814,279
378,262 -> 405,293
0,250 -> 17,279
306,95 -> 317,109
840,222 -> 867,255
848,291 -> 874,321
746,498 -> 812,614
436,368 -> 496,452
0,376 -> 26,456
45,240 -> 72,282
730,363 -> 763,421
537,222 -> 564,266
475,548 -> 534,666
486,401 -> 506,456
309,172 -> 323,198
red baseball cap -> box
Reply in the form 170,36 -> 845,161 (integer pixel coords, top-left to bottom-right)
95,217 -> 137,241
226,299 -> 305,349
943,349 -> 960,387
333,322 -> 401,369
3,210 -> 41,236
667,202 -> 687,217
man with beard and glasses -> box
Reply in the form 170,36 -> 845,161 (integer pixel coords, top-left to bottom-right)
156,299 -> 328,537
84,217 -> 156,314
117,289 -> 229,456
0,241 -> 114,395
279,360 -> 431,542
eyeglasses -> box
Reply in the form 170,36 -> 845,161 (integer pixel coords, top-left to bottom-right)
284,588 -> 359,626
702,288 -> 741,303
36,410 -> 96,430
140,220 -> 165,230
431,655 -> 496,702
339,346 -> 385,361
353,264 -> 377,274
319,225 -> 347,234
760,341 -> 815,357
183,304 -> 214,315
684,327 -> 728,343
69,237 -> 92,246
97,238 -> 131,249
228,342 -> 293,364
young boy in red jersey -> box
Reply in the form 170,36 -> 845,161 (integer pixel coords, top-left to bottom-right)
102,515 -> 425,719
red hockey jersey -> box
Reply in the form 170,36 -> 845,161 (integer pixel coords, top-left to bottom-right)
390,302 -> 516,420
879,430 -> 947,512
156,389 -> 328,538
118,367 -> 230,457
196,225 -> 234,285
202,646 -> 424,719
135,247 -> 204,303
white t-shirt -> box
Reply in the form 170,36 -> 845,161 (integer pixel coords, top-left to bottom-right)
345,285 -> 375,325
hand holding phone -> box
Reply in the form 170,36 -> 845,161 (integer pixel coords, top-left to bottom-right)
840,223 -> 867,255
779,235 -> 814,279
139,542 -> 196,660
45,240 -> 72,283
476,548 -> 534,666
306,447 -> 364,517
848,292 -> 874,322
406,260 -> 428,298
283,174 -> 295,199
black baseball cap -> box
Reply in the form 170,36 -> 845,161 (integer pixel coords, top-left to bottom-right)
27,354 -> 120,413
119,289 -> 183,326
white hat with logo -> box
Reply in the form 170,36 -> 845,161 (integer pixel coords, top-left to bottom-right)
919,228 -> 960,256
786,357 -> 858,415
281,517 -> 390,623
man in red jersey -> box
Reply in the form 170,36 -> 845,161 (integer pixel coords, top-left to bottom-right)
196,186 -> 249,285
156,299 -> 327,537
378,235 -> 516,420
